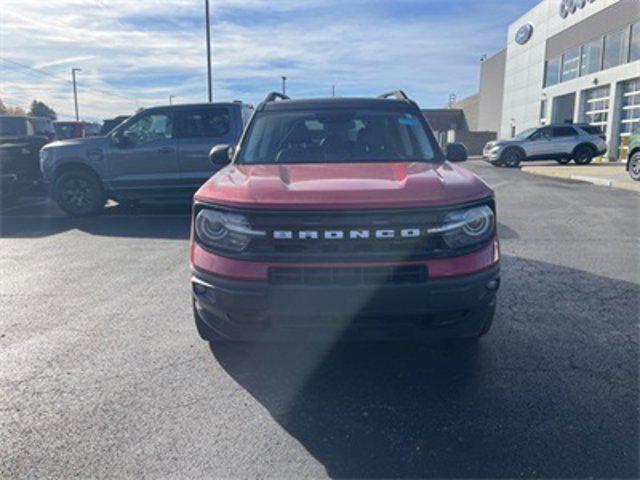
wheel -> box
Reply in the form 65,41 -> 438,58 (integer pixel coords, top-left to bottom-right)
451,301 -> 496,341
628,152 -> 640,181
500,148 -> 523,168
556,158 -> 571,165
193,299 -> 238,344
573,146 -> 595,165
53,170 -> 106,216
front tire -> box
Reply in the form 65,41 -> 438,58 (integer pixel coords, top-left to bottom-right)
628,152 -> 640,181
53,170 -> 106,216
500,148 -> 523,168
573,146 -> 595,165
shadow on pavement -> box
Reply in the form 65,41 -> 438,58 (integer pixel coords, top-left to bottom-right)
0,199 -> 191,240
209,256 -> 639,479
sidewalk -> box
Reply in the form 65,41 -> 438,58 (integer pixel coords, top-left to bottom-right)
521,163 -> 639,193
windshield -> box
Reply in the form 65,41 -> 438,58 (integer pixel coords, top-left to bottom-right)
236,110 -> 436,164
0,117 -> 27,136
514,128 -> 537,139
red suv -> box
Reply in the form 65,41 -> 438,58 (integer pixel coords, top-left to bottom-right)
190,91 -> 500,342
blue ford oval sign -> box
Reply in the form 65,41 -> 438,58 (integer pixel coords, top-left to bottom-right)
515,23 -> 534,45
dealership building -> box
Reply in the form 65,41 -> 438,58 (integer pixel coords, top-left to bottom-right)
459,0 -> 639,161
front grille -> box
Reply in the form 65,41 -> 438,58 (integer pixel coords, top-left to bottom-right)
268,265 -> 427,286
195,200 -> 494,262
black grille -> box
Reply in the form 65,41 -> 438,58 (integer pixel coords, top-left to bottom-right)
269,265 -> 427,286
195,200 -> 494,262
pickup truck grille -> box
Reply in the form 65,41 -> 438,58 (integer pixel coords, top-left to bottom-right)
196,200 -> 494,262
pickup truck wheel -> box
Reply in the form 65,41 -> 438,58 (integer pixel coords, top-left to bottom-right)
573,146 -> 595,165
556,158 -> 571,165
500,148 -> 523,168
54,170 -> 106,216
628,153 -> 640,181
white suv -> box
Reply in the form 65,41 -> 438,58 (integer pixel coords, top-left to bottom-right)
484,124 -> 607,168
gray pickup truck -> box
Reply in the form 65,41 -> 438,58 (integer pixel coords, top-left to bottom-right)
40,102 -> 253,215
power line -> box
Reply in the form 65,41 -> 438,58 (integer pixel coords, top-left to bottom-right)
0,57 -> 140,105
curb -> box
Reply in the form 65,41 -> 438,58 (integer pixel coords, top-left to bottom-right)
521,168 -> 640,193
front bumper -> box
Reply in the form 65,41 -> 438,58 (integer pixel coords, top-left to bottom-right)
192,263 -> 500,341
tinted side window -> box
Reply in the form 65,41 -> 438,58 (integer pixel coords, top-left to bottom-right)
0,117 -> 27,136
530,128 -> 550,140
552,127 -> 578,138
121,112 -> 173,147
579,125 -> 602,135
178,108 -> 230,138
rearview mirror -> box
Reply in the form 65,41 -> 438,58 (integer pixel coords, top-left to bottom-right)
209,144 -> 234,166
445,142 -> 468,163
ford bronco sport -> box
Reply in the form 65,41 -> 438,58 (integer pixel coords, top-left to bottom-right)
191,91 -> 500,342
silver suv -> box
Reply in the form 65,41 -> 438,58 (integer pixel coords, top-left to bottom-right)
484,124 -> 607,168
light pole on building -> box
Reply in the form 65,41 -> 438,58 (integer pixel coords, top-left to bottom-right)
281,76 -> 287,96
169,95 -> 176,105
71,68 -> 81,121
205,0 -> 213,102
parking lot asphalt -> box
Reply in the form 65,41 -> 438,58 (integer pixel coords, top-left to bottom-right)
1,160 -> 638,479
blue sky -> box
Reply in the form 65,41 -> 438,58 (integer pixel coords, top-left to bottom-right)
1,0 -> 540,121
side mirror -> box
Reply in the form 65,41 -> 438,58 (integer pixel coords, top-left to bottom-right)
209,144 -> 234,166
445,142 -> 468,163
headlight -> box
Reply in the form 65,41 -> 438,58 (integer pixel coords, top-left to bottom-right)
429,205 -> 495,249
194,208 -> 265,253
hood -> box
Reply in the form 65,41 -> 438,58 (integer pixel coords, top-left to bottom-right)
493,138 -> 521,147
195,161 -> 493,209
44,136 -> 108,149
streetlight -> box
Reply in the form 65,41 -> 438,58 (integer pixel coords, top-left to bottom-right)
281,76 -> 287,96
205,0 -> 213,102
71,68 -> 81,121
169,95 -> 176,105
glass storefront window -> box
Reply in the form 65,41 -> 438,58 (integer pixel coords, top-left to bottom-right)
620,78 -> 640,136
630,22 -> 640,62
561,47 -> 581,81
603,27 -> 630,70
580,38 -> 603,76
545,57 -> 561,87
582,85 -> 610,135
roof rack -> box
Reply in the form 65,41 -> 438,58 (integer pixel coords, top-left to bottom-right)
263,91 -> 290,102
378,90 -> 410,101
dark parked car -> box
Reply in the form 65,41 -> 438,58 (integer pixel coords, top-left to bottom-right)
0,115 -> 54,203
40,102 -> 253,215
53,121 -> 84,140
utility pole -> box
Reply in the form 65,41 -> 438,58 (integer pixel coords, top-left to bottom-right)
71,68 -> 81,121
281,76 -> 287,96
205,0 -> 213,102
169,95 -> 176,105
